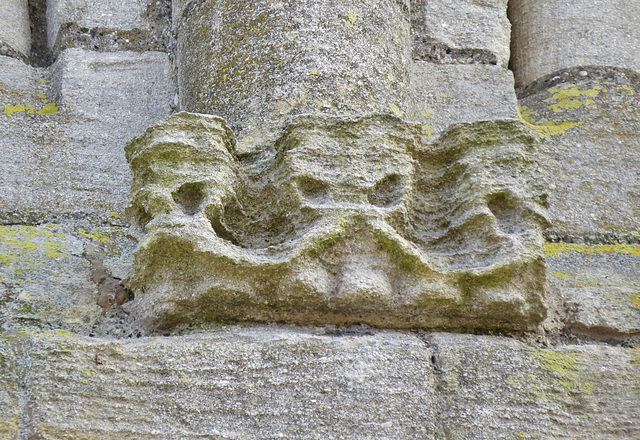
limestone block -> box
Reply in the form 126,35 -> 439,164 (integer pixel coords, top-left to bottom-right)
407,62 -> 518,140
124,112 -> 548,331
546,243 -> 640,338
0,341 -> 19,439
174,0 -> 412,152
519,67 -> 640,237
0,0 -> 30,60
15,326 -> 436,439
411,0 -> 511,68
509,0 -> 640,88
430,333 -> 640,439
47,0 -> 170,57
0,221 -> 139,336
0,49 -> 173,216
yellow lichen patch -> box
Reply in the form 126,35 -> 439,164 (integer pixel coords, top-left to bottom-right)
544,84 -> 604,113
345,11 -> 360,30
546,84 -> 604,101
420,109 -> 435,119
388,103 -> 402,117
550,271 -> 571,278
627,292 -> 640,308
421,124 -> 434,136
518,106 -> 583,138
619,84 -> 635,95
532,120 -> 584,139
37,102 -> 58,115
0,226 -> 68,268
530,349 -> 595,396
545,243 -> 640,258
4,105 -> 26,116
77,226 -> 111,245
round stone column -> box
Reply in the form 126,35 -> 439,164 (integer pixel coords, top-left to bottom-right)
174,0 -> 411,151
0,0 -> 30,60
509,0 -> 640,88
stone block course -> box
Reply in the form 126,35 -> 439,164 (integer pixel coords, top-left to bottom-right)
0,0 -> 639,436
430,332 -> 640,439
408,62 -> 518,139
411,0 -> 510,68
0,0 -> 30,60
47,0 -> 171,58
8,326 -> 436,439
0,48 -> 173,217
519,67 -> 640,238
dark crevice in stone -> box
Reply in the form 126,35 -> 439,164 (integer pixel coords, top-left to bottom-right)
412,36 -> 498,65
27,0 -> 50,66
545,229 -> 640,245
0,211 -> 129,228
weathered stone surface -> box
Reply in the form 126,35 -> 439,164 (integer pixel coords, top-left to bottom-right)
11,326 -> 436,439
519,67 -> 640,238
430,332 -> 640,439
546,243 -> 640,338
125,112 -> 547,331
408,62 -> 518,140
0,0 -> 30,60
0,48 -> 173,216
174,0 -> 412,153
0,221 -> 138,336
0,340 -> 19,439
47,0 -> 170,57
411,0 -> 510,68
509,0 -> 640,88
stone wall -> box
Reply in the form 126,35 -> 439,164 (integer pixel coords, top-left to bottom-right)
0,1 -> 638,438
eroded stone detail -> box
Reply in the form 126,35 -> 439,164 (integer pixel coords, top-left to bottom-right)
125,112 -> 548,331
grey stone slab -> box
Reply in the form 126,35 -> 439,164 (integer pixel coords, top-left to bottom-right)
430,332 -> 640,439
0,49 -> 173,216
0,221 -> 138,336
519,67 -> 640,238
407,62 -> 518,140
509,0 -> 640,88
47,0 -> 170,57
545,243 -> 640,338
15,326 -> 436,439
411,0 -> 510,68
0,0 -> 30,60
0,340 -> 19,439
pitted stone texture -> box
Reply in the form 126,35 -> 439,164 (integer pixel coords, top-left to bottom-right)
0,341 -> 19,439
0,49 -> 173,216
509,0 -> 640,88
174,0 -> 412,153
47,0 -> 170,57
430,333 -> 640,439
125,112 -> 547,331
408,62 -> 518,140
0,0 -> 30,60
0,221 -> 138,336
13,326 -> 436,439
519,67 -> 640,238
546,243 -> 640,338
410,0 -> 510,68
